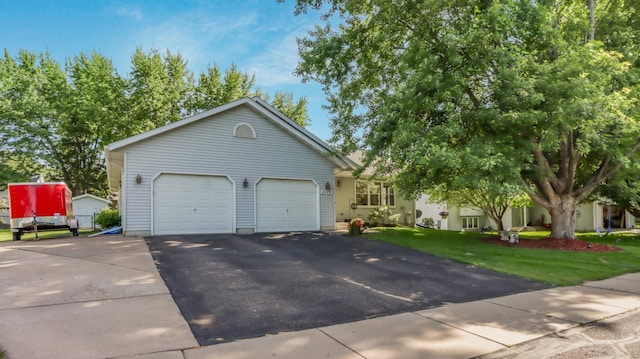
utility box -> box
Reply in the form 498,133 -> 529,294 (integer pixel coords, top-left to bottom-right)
8,182 -> 79,241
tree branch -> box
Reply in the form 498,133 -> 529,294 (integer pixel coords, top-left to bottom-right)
575,137 -> 640,201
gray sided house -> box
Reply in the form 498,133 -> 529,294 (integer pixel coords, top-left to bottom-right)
105,97 -> 353,236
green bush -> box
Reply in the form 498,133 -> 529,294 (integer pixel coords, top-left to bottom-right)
422,217 -> 435,227
368,206 -> 400,227
95,208 -> 121,229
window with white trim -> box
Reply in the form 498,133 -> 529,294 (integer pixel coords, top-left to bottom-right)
462,217 -> 479,229
355,180 -> 395,207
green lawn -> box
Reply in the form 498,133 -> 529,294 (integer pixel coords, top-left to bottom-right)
365,227 -> 640,286
0,228 -> 97,242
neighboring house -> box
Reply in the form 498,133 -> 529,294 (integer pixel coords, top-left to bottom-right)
335,152 -> 416,226
416,194 -> 636,232
105,97 -> 354,237
0,189 -> 8,224
72,194 -> 112,229
415,194 -> 449,229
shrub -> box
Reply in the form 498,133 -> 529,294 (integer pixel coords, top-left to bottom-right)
349,218 -> 364,235
95,208 -> 121,229
368,206 -> 401,227
422,217 -> 435,227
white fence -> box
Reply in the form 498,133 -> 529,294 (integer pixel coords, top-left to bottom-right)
75,214 -> 96,230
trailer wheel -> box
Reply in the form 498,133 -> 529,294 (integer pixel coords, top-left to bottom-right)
72,228 -> 79,237
12,232 -> 21,241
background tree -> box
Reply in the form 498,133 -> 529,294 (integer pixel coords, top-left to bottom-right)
1,47 -> 311,195
192,64 -> 311,127
267,91 -> 310,127
192,63 -> 259,112
425,182 -> 531,232
129,48 -> 195,131
0,51 -> 67,187
599,160 -> 640,218
56,52 -> 128,195
290,0 -> 640,239
0,51 -> 128,195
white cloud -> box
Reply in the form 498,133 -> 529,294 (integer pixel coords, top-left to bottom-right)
137,9 -> 258,71
113,5 -> 144,21
246,31 -> 303,87
126,2 -> 321,87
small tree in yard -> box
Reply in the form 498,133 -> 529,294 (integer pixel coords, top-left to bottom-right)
426,182 -> 531,232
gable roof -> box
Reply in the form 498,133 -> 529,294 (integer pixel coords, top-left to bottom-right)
72,194 -> 112,205
105,97 -> 357,192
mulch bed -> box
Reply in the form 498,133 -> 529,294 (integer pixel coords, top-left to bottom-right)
481,235 -> 621,252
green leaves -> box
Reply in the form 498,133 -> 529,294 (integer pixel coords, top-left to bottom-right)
291,0 -> 640,238
1,48 -> 311,195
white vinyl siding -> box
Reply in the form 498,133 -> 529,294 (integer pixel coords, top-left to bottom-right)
120,105 -> 335,234
72,197 -> 109,217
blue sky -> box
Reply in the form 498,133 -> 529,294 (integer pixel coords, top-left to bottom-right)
0,0 -> 334,140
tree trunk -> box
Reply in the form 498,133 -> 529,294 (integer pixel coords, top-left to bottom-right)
548,196 -> 577,239
487,214 -> 504,231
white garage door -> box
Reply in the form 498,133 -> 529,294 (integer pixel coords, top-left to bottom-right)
256,179 -> 318,232
153,174 -> 233,235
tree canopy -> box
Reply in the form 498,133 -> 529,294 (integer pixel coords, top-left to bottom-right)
426,181 -> 531,231
0,48 -> 310,195
291,0 -> 640,238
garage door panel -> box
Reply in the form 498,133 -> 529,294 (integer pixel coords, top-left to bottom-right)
256,179 -> 318,232
153,174 -> 233,235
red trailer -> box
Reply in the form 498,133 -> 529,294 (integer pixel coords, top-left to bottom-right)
8,182 -> 79,241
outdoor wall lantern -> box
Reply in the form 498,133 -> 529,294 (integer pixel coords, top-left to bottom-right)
135,174 -> 142,184
243,178 -> 249,188
325,182 -> 332,191
337,179 -> 341,187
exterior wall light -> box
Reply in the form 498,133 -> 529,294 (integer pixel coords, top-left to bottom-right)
325,182 -> 332,191
135,174 -> 142,184
243,178 -> 249,188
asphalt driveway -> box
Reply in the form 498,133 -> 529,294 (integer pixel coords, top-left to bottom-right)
145,231 -> 550,346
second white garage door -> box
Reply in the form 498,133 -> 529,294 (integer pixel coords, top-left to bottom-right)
153,174 -> 233,235
256,179 -> 318,232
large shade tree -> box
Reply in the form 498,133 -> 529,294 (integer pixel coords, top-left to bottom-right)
289,0 -> 640,238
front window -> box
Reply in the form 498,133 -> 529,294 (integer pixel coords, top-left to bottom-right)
356,180 -> 395,207
462,217 -> 479,229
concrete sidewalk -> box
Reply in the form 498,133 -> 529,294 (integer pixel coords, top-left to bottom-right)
1,236 -> 639,359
